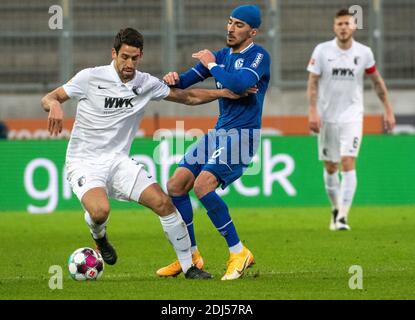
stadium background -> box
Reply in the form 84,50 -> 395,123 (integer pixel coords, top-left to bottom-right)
0,0 -> 415,301
0,0 -> 413,213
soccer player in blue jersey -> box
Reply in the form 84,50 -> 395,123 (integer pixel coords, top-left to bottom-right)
157,5 -> 271,280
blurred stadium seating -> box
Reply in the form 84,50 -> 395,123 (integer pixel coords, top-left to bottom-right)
0,0 -> 414,136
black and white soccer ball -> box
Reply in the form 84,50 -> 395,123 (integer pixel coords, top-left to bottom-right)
68,247 -> 104,281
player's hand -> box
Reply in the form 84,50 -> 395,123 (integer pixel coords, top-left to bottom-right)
222,87 -> 258,99
48,102 -> 64,136
384,110 -> 396,133
245,86 -> 258,95
308,107 -> 321,133
162,72 -> 180,86
191,49 -> 215,68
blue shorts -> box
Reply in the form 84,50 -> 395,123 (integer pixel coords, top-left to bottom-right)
179,129 -> 259,189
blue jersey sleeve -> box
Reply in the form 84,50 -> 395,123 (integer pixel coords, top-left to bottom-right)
177,63 -> 210,89
210,49 -> 270,94
176,50 -> 222,89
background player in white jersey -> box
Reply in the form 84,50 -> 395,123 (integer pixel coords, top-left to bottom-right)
41,28 -> 251,279
307,9 -> 395,230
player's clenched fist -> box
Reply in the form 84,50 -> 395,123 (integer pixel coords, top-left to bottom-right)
47,102 -> 63,136
163,72 -> 180,86
191,49 -> 215,68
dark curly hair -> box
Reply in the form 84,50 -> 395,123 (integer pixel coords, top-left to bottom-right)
113,28 -> 144,54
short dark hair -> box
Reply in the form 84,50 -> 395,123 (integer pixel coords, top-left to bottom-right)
113,28 -> 144,54
335,8 -> 353,19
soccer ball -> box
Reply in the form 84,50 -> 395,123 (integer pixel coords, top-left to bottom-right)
68,247 -> 104,281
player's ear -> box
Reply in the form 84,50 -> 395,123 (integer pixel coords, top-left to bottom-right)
250,28 -> 258,38
111,48 -> 117,60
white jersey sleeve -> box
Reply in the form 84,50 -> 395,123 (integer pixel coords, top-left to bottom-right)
62,68 -> 91,99
149,76 -> 170,101
364,47 -> 376,70
307,45 -> 323,75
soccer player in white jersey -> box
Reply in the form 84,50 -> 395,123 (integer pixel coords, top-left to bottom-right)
307,9 -> 395,231
41,28 -> 252,279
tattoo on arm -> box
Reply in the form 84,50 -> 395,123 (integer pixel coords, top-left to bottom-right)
374,78 -> 387,102
307,74 -> 319,106
370,72 -> 389,103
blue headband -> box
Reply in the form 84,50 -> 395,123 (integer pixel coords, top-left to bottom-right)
230,5 -> 261,28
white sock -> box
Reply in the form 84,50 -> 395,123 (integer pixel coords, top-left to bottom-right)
338,170 -> 357,221
84,211 -> 108,239
229,241 -> 243,254
159,212 -> 192,273
191,246 -> 198,254
324,169 -> 340,210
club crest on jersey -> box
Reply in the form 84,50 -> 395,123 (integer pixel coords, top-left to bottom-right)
132,86 -> 143,95
234,58 -> 244,70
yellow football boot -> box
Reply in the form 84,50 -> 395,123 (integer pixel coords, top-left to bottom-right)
156,250 -> 204,277
221,247 -> 254,280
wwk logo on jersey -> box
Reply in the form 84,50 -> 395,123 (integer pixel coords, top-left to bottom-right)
332,68 -> 355,79
104,97 -> 134,109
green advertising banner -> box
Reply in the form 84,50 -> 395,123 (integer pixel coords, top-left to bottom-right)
0,135 -> 414,213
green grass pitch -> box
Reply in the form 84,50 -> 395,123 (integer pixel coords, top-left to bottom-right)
0,206 -> 414,300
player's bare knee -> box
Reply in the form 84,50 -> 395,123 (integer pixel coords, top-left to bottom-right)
89,206 -> 110,225
194,180 -> 214,199
153,194 -> 175,216
167,176 -> 193,196
325,162 -> 338,174
341,157 -> 355,171
166,178 -> 184,196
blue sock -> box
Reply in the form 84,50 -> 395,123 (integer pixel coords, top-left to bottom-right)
199,191 -> 240,247
171,195 -> 196,247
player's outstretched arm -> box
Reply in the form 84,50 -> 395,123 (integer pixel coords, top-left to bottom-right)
192,49 -> 262,94
41,87 -> 70,136
307,72 -> 321,133
164,87 -> 257,106
368,71 -> 396,132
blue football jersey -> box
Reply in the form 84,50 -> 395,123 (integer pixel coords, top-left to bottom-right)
192,43 -> 271,130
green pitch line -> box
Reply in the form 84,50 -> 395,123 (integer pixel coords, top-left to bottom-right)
0,206 -> 414,300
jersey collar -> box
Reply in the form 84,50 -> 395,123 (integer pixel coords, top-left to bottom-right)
332,37 -> 355,53
230,42 -> 255,54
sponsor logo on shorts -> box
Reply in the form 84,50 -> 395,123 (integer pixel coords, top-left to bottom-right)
78,176 -> 86,187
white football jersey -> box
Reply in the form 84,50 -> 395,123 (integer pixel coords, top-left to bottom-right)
307,38 -> 376,123
63,61 -> 170,162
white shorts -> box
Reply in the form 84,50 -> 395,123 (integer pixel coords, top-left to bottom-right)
318,122 -> 363,162
66,155 -> 157,203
